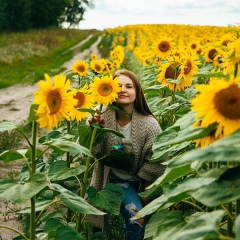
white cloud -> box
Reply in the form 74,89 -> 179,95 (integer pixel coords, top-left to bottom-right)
78,0 -> 239,30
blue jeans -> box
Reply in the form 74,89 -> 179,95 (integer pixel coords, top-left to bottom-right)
111,179 -> 145,240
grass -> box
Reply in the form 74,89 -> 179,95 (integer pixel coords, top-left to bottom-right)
0,28 -> 102,89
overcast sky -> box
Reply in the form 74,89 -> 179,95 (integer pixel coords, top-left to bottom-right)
78,0 -> 239,30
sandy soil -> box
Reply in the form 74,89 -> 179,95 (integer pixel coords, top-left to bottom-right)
0,35 -> 102,240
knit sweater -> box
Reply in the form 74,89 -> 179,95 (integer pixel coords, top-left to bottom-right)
90,108 -> 165,191
86,108 -> 165,228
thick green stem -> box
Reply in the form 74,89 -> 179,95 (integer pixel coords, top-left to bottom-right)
30,121 -> 38,240
66,120 -> 71,167
0,225 -> 28,240
76,105 -> 102,232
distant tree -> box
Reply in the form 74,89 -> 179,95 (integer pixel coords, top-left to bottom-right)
30,0 -> 69,29
60,0 -> 94,28
0,0 -> 31,32
0,0 -> 94,32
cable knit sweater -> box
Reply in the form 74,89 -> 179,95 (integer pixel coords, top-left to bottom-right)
90,108 -> 165,193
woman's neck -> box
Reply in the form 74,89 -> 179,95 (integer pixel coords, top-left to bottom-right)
116,104 -> 133,126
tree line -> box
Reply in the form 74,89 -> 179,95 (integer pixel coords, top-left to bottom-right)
0,0 -> 94,32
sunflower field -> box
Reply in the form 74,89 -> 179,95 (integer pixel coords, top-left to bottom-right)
0,23 -> 240,240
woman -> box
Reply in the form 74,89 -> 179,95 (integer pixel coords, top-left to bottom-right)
89,69 -> 165,240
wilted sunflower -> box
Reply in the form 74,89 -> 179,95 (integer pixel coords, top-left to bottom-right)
33,73 -> 77,130
191,75 -> 240,138
72,60 -> 89,77
69,85 -> 95,122
89,75 -> 121,106
153,36 -> 175,59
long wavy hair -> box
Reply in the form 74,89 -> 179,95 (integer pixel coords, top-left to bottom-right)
113,69 -> 155,117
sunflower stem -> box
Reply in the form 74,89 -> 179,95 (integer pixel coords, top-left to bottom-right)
76,104 -> 103,232
234,62 -> 238,77
170,84 -> 176,125
30,121 -> 38,240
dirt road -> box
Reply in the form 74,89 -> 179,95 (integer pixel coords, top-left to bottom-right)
0,35 -> 102,125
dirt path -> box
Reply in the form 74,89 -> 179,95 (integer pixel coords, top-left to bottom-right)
0,35 -> 102,240
0,35 -> 102,125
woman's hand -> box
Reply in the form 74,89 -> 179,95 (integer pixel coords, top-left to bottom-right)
88,110 -> 105,128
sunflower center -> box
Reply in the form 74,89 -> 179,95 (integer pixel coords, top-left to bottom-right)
47,90 -> 62,115
222,40 -> 230,46
165,63 -> 179,79
191,43 -> 197,50
208,49 -> 218,60
95,64 -> 102,72
77,65 -> 86,73
74,92 -> 85,108
184,60 -> 192,75
98,84 -> 112,96
214,84 -> 240,119
158,41 -> 170,52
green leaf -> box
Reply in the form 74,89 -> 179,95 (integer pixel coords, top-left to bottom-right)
48,160 -> 86,182
78,121 -> 92,149
44,218 -> 63,233
167,210 -> 224,240
38,130 -> 61,144
55,225 -> 84,240
144,209 -> 170,239
147,210 -> 186,239
98,150 -> 133,171
50,139 -> 93,157
134,177 -> 214,219
0,173 -> 47,204
28,104 -> 38,123
0,149 -> 28,163
235,214 -> 240,240
19,200 -> 53,213
192,166 -> 240,207
0,121 -> 18,131
87,183 -> 125,215
52,183 -> 105,215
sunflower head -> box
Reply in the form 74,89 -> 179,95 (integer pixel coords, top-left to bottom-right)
90,59 -> 105,74
191,75 -> 240,138
69,85 -> 95,122
89,75 -> 121,106
72,60 -> 89,77
33,73 -> 77,130
154,36 -> 175,59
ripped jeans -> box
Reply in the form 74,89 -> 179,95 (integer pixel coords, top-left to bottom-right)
111,179 -> 145,240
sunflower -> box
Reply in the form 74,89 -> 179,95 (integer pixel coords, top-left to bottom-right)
157,58 -> 192,91
90,59 -> 105,74
153,36 -> 175,59
90,53 -> 98,61
72,60 -> 89,77
33,73 -> 77,130
89,75 -> 121,106
192,120 -> 219,147
69,85 -> 95,122
191,75 -> 240,138
178,54 -> 200,80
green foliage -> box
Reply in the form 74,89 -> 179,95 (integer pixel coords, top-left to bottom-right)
0,28 -> 100,89
0,0 -> 94,32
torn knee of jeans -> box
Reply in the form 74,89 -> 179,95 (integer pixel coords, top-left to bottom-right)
126,203 -> 145,226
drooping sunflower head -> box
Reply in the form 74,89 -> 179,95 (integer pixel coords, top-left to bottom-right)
33,73 -> 77,130
191,75 -> 240,138
72,60 -> 89,77
153,36 -> 175,59
69,84 -> 95,122
89,75 -> 121,106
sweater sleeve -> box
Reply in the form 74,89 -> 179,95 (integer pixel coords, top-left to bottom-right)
137,117 -> 165,182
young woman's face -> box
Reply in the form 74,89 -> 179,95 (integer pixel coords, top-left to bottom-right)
116,75 -> 136,106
